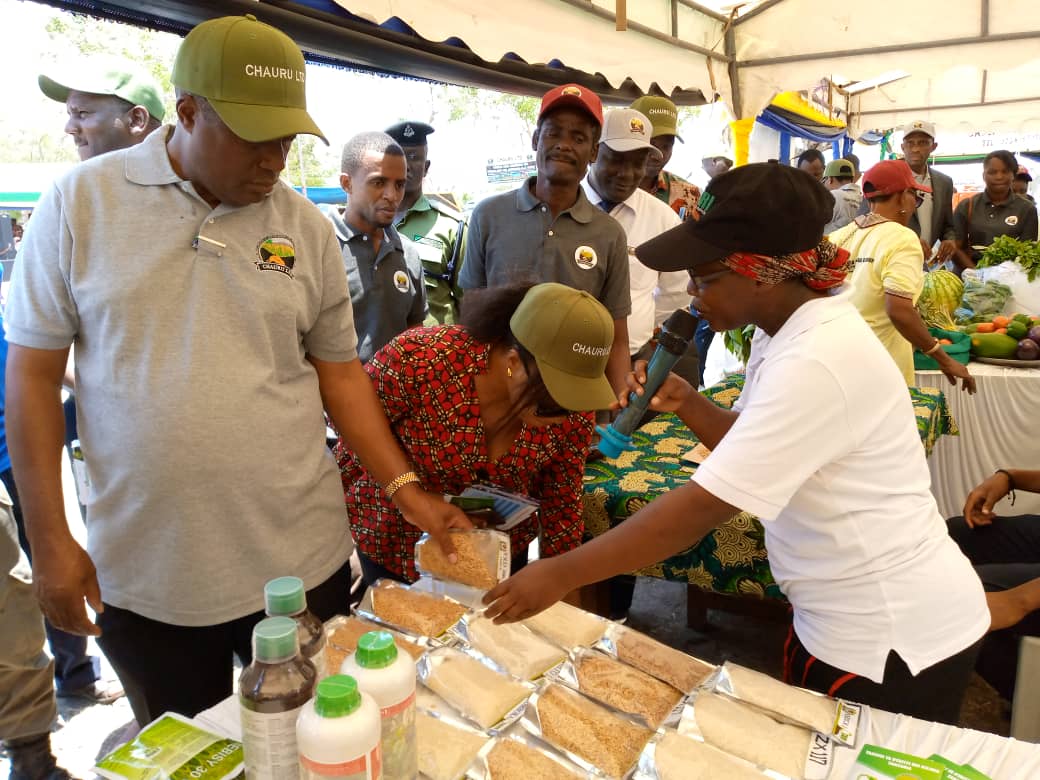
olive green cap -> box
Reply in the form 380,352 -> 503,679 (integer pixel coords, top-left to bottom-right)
510,283 -> 616,412
356,631 -> 398,669
315,675 -> 362,718
39,56 -> 165,121
264,576 -> 305,616
628,95 -> 683,142
171,14 -> 327,145
251,616 -> 299,663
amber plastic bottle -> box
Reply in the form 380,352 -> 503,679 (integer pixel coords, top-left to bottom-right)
264,576 -> 327,678
239,616 -> 317,779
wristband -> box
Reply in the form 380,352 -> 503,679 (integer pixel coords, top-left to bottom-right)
924,339 -> 943,356
994,469 -> 1017,506
384,471 -> 420,499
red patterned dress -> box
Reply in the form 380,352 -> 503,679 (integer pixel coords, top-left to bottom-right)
336,326 -> 595,581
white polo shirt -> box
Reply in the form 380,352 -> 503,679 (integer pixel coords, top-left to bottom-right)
693,291 -> 988,682
582,181 -> 688,353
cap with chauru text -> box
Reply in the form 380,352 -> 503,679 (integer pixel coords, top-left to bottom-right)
510,283 -> 616,411
171,14 -> 327,144
628,95 -> 683,142
39,56 -> 165,122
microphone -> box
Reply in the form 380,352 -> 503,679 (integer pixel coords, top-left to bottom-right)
596,307 -> 699,458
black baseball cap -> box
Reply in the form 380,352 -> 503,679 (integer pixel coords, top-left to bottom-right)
636,163 -> 834,272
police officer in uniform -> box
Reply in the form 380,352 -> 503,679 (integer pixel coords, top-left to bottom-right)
386,121 -> 467,324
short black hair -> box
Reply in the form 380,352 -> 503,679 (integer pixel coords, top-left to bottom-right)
842,152 -> 860,174
983,150 -> 1018,175
340,131 -> 404,174
830,175 -> 855,184
796,148 -> 826,167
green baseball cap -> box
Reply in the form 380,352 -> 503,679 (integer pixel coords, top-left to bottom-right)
171,14 -> 327,145
628,95 -> 683,142
510,283 -> 617,412
39,56 -> 165,122
823,159 -> 855,179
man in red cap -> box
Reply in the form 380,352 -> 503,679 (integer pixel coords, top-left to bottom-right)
460,83 -> 632,394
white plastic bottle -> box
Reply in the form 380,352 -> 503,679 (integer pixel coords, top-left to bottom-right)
341,631 -> 417,780
296,674 -> 382,780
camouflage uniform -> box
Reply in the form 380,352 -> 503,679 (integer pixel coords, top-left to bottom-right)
396,194 -> 467,325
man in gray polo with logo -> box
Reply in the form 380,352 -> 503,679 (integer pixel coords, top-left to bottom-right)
329,131 -> 426,363
460,83 -> 631,393
386,120 -> 468,325
5,14 -> 466,724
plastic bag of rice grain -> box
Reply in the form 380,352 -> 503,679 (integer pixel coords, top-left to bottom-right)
416,529 -> 510,590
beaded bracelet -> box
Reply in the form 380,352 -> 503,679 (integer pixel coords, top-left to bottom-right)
994,469 -> 1017,506
384,471 -> 420,499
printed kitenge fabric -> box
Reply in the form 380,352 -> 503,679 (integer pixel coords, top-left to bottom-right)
336,325 -> 594,581
652,171 -> 701,220
722,239 -> 852,291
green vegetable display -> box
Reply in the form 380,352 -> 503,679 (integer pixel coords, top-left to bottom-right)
969,332 -> 1019,359
977,235 -> 1040,282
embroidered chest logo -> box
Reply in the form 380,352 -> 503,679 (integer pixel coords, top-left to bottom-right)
256,235 -> 296,277
392,270 -> 411,292
574,245 -> 598,270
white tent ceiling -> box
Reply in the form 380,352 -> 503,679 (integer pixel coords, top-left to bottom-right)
332,0 -> 1040,134
734,0 -> 1040,135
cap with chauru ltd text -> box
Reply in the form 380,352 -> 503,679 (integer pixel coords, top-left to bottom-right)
510,283 -> 617,411
171,14 -> 327,144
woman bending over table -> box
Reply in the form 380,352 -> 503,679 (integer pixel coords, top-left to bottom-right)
484,164 -> 990,724
336,282 -> 617,585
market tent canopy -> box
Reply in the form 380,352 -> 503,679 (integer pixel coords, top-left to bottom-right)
46,0 -> 729,105
732,0 -> 1040,136
35,0 -> 1040,135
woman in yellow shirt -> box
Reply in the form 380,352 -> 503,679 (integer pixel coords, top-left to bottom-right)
831,160 -> 975,393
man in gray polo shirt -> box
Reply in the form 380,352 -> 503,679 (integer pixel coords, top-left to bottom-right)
460,83 -> 631,393
4,14 -> 467,725
329,131 -> 426,363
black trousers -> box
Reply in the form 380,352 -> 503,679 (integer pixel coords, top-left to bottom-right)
783,627 -> 983,724
96,558 -> 352,726
947,514 -> 1040,700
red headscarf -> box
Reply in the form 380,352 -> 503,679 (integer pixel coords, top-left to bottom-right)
721,238 -> 852,291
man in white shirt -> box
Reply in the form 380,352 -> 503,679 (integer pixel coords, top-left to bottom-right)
582,107 -> 692,619
484,163 -> 989,724
582,108 -> 691,367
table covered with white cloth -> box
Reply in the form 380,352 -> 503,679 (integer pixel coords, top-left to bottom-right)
915,362 -> 1040,520
194,682 -> 1040,778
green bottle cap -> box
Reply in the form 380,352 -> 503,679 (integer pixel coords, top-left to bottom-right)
252,616 -> 300,663
315,674 -> 362,718
356,631 -> 398,669
264,576 -> 306,616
